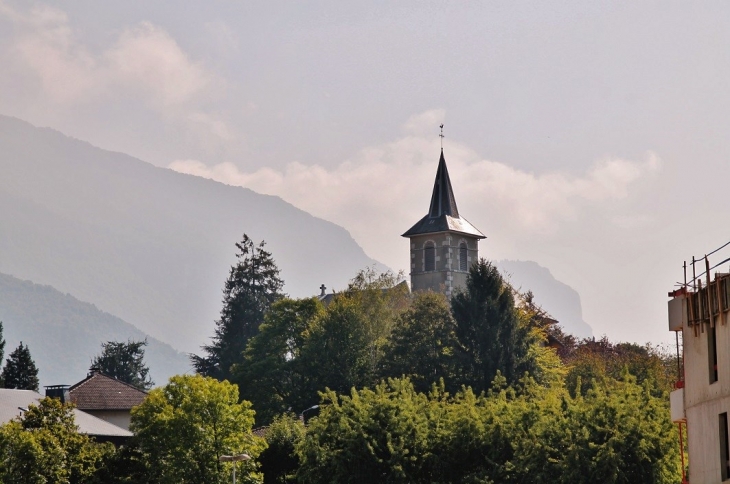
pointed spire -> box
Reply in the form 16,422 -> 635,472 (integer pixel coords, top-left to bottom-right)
428,150 -> 459,218
402,147 -> 485,239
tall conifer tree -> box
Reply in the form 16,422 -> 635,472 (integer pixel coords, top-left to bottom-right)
192,234 -> 284,380
2,342 -> 39,391
451,259 -> 533,391
92,339 -> 153,390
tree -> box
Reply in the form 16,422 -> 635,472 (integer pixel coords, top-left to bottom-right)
131,374 -> 266,484
299,295 -> 373,396
565,337 -> 674,398
0,397 -> 113,484
382,291 -> 460,393
0,322 -> 5,387
2,342 -> 39,391
233,298 -> 324,424
259,414 -> 305,484
450,259 -> 535,392
192,234 -> 285,380
92,339 -> 153,391
297,269 -> 409,397
296,375 -> 681,484
296,378 -> 432,484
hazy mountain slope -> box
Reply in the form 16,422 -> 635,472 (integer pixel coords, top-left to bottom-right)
0,115 -> 384,352
0,272 -> 189,388
496,260 -> 593,339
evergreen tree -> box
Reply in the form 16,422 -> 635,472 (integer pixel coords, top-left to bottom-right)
91,339 -> 153,391
0,322 -> 5,363
192,234 -> 285,380
0,321 -> 5,385
2,342 -> 39,391
450,259 -> 534,391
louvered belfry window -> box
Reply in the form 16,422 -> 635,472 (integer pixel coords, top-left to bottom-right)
459,242 -> 468,271
424,242 -> 435,271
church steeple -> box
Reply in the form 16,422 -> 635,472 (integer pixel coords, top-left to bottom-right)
402,147 -> 486,297
402,150 -> 484,239
428,150 -> 460,219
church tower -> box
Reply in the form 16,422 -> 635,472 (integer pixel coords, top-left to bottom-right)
402,149 -> 485,297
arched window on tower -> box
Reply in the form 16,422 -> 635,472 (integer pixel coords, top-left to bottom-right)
424,242 -> 435,272
459,241 -> 468,271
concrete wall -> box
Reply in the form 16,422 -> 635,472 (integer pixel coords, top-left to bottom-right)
682,309 -> 730,483
685,396 -> 730,483
408,233 -> 479,297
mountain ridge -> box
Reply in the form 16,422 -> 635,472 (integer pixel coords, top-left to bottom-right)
0,115 -> 385,352
0,271 -> 189,389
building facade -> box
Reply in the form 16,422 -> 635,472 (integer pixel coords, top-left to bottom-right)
402,149 -> 485,297
669,271 -> 730,483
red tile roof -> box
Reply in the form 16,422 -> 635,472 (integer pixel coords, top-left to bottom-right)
69,372 -> 147,410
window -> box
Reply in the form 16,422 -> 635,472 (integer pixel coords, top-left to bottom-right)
459,242 -> 468,271
721,412 -> 730,481
710,325 -> 719,384
424,242 -> 435,272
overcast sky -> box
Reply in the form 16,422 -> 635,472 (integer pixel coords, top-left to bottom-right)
2,0 -> 729,347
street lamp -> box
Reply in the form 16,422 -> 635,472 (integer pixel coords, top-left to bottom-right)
219,453 -> 251,484
300,404 -> 319,419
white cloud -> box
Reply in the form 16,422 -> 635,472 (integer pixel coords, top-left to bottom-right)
106,22 -> 211,107
169,112 -> 661,268
0,2 -> 228,144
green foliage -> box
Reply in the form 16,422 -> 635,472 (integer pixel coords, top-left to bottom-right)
130,374 -> 266,484
297,269 -> 408,399
451,260 -> 536,391
296,377 -> 680,484
259,414 -> 305,484
234,298 -> 325,424
0,397 -> 113,484
554,375 -> 679,484
300,295 -> 373,396
193,234 -> 285,381
297,378 -> 432,484
565,337 -> 674,398
382,291 -> 460,393
2,342 -> 39,391
91,339 -> 153,391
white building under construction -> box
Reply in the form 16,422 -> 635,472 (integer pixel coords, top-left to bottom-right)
668,252 -> 730,484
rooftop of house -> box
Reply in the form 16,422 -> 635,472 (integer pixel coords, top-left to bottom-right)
69,370 -> 147,411
402,150 -> 485,239
0,389 -> 132,438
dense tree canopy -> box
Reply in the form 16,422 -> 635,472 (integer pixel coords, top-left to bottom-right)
92,339 -> 153,391
296,377 -> 679,484
0,397 -> 112,484
234,298 -> 325,424
131,374 -> 265,484
193,234 -> 285,380
383,291 -> 460,393
2,342 -> 38,391
259,414 -> 305,484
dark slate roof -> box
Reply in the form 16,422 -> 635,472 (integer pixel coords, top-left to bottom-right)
402,150 -> 485,239
69,372 -> 147,411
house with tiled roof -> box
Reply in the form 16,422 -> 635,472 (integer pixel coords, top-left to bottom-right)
0,389 -> 132,445
68,369 -> 147,430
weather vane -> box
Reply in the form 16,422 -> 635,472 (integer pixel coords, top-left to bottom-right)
439,124 -> 444,149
